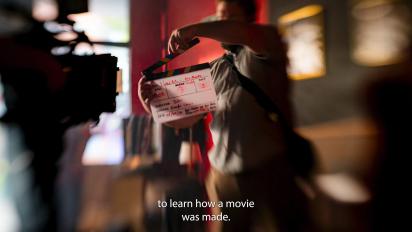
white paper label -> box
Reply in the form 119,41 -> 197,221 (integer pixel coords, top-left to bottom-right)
150,68 -> 217,123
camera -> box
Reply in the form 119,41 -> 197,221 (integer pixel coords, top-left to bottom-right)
0,14 -> 119,129
54,52 -> 118,127
0,4 -> 120,230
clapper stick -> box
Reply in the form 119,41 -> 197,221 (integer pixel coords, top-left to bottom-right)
142,38 -> 200,77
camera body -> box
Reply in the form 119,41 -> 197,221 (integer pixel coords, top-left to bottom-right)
0,20 -> 119,129
55,53 -> 118,127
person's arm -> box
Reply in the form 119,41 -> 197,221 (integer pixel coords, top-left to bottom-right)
168,21 -> 279,56
138,76 -> 203,129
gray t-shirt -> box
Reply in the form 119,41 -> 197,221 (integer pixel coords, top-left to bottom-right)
208,45 -> 292,173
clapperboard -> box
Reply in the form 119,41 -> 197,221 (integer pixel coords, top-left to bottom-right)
142,39 -> 217,123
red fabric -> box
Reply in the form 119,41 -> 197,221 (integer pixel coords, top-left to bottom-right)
202,114 -> 214,230
199,113 -> 213,180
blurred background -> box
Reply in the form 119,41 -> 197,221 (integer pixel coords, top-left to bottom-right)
1,0 -> 412,231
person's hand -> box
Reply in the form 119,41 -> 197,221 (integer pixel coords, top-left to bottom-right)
168,25 -> 197,54
138,75 -> 203,128
138,76 -> 156,114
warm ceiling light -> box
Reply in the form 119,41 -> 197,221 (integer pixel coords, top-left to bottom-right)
279,5 -> 323,24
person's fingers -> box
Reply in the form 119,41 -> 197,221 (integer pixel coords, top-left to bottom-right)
168,36 -> 174,54
140,82 -> 160,102
140,84 -> 153,94
138,77 -> 152,100
168,29 -> 192,54
137,76 -> 154,114
168,30 -> 179,54
168,26 -> 197,54
141,86 -> 153,93
139,76 -> 155,89
177,32 -> 191,51
138,75 -> 147,88
170,39 -> 178,54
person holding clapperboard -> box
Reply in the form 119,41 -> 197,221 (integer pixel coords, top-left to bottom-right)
139,0 -> 313,231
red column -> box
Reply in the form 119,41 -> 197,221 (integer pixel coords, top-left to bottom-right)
130,0 -> 165,115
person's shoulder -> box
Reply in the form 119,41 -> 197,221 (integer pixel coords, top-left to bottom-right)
210,56 -> 229,74
245,24 -> 286,62
254,23 -> 281,38
210,56 -> 226,71
210,56 -> 225,65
